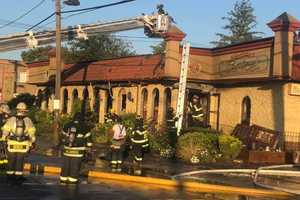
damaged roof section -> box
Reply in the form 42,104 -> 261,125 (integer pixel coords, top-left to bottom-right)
61,54 -> 165,84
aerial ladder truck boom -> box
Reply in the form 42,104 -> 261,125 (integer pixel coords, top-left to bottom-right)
0,10 -> 171,52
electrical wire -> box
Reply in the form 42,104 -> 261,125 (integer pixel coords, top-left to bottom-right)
25,13 -> 55,32
61,0 -> 136,14
0,0 -> 47,30
27,0 -> 137,32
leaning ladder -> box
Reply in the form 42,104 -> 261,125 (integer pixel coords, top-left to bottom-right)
176,42 -> 190,136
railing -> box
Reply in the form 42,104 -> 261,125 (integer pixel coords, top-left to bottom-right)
284,131 -> 300,152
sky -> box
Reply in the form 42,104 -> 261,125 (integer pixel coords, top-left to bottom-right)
0,0 -> 299,60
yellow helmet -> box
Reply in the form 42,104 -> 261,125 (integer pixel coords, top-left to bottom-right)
1,104 -> 10,114
16,102 -> 27,111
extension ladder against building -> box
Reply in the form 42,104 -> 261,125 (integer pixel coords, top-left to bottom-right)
176,42 -> 190,136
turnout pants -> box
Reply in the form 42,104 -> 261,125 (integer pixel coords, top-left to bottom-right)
132,144 -> 143,163
6,152 -> 26,176
111,146 -> 124,168
60,155 -> 82,183
0,141 -> 8,165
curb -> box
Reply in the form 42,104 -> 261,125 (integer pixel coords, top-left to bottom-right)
23,163 -> 292,199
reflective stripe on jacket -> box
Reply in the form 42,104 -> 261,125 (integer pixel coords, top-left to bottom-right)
7,139 -> 31,153
131,130 -> 149,145
1,116 -> 36,143
63,146 -> 86,157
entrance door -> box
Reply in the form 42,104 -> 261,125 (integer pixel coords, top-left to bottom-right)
186,90 -> 210,128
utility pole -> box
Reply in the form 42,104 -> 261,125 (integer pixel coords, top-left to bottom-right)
53,0 -> 62,147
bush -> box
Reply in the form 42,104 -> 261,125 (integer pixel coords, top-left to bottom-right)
91,123 -> 112,144
146,123 -> 175,158
120,113 -> 137,135
71,98 -> 82,117
218,135 -> 242,161
32,109 -> 54,136
7,93 -> 36,109
59,113 -> 73,127
181,126 -> 218,135
176,132 -> 218,163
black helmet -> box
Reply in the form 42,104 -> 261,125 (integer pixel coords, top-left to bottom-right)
112,114 -> 121,123
135,115 -> 144,128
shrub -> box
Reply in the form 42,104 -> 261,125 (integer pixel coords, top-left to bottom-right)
32,109 -> 54,136
218,135 -> 242,161
120,113 -> 137,135
71,98 -> 82,117
84,110 -> 98,131
181,126 -> 218,135
147,123 -> 175,158
59,113 -> 73,127
176,132 -> 218,163
91,123 -> 112,144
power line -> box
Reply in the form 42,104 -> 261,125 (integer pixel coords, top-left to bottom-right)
61,0 -> 136,14
26,13 -> 55,32
0,0 -> 47,30
27,0 -> 137,32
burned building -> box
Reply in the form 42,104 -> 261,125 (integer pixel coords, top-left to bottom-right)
26,13 -> 300,151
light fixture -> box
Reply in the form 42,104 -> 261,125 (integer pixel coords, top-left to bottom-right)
63,0 -> 80,6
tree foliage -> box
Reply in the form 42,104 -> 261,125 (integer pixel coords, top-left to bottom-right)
21,34 -> 135,63
211,0 -> 262,47
150,41 -> 166,54
21,46 -> 53,63
64,34 -> 135,63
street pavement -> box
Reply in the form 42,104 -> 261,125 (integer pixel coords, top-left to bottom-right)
0,173 -> 297,200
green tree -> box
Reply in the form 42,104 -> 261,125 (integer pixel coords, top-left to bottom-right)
150,41 -> 166,54
211,0 -> 262,47
21,46 -> 53,63
63,34 -> 135,63
21,34 -> 135,63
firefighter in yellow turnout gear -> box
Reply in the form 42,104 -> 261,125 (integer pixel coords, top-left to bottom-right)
1,102 -> 36,179
131,116 -> 149,175
60,112 -> 92,184
0,104 -> 10,167
188,95 -> 205,127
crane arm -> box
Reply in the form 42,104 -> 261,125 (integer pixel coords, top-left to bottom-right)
0,12 -> 171,52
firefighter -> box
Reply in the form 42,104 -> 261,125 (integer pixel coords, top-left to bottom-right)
0,104 -> 10,168
110,115 -> 126,172
188,94 -> 205,127
131,116 -> 149,175
166,107 -> 178,146
104,112 -> 114,124
60,112 -> 92,184
1,102 -> 36,180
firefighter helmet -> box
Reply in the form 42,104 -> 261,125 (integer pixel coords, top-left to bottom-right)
192,94 -> 199,100
16,102 -> 27,116
16,102 -> 27,111
135,115 -> 144,128
1,104 -> 10,114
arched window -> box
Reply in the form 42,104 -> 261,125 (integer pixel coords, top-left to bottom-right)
118,88 -> 127,113
93,88 -> 100,112
82,87 -> 89,114
72,89 -> 79,113
36,89 -> 43,108
140,88 -> 148,119
241,96 -> 251,125
164,88 -> 172,120
152,88 -> 159,122
62,89 -> 68,114
72,89 -> 78,100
